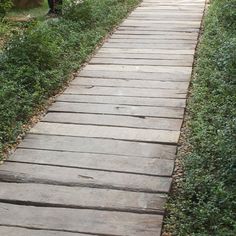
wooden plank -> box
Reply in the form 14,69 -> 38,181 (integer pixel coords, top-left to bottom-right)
130,11 -> 203,15
116,29 -> 198,35
43,112 -> 183,131
0,162 -> 172,193
55,94 -> 186,107
0,203 -> 163,235
127,14 -> 201,18
64,86 -> 187,98
140,4 -> 204,9
107,38 -> 197,44
90,57 -> 193,67
72,77 -> 190,90
79,70 -> 190,82
56,94 -> 186,108
48,102 -> 185,118
84,64 -> 192,74
141,3 -> 204,7
117,27 -> 199,33
119,24 -> 200,30
96,52 -> 194,60
0,226 -> 89,236
102,42 -> 196,50
30,122 -> 180,144
130,13 -> 202,17
0,182 -> 167,213
128,16 -> 202,22
122,20 -> 201,26
121,21 -> 200,27
112,33 -> 198,40
19,134 -> 177,159
9,148 -> 174,176
99,48 -> 194,55
135,7 -> 204,11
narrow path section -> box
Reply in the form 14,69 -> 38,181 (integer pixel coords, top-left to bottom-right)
0,0 -> 205,235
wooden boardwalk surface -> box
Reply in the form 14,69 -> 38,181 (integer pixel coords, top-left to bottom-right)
0,0 -> 205,235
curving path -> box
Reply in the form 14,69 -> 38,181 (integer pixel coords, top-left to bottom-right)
0,0 -> 205,235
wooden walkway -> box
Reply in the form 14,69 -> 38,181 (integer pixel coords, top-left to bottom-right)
0,0 -> 205,235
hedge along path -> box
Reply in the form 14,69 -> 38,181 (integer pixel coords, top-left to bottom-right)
0,0 -> 205,235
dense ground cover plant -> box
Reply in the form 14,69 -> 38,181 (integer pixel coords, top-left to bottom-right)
0,0 -> 140,155
0,0 -> 13,19
164,0 -> 236,235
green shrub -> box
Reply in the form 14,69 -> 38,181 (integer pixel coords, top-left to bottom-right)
0,0 -> 13,19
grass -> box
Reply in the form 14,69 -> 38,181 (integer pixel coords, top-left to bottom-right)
0,0 -> 140,158
164,0 -> 236,235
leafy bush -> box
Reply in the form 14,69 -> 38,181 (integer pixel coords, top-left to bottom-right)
0,0 -> 140,156
0,0 -> 12,19
165,0 -> 236,235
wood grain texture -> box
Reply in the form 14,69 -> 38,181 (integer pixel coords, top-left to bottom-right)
0,182 -> 167,213
43,112 -> 183,131
19,134 -> 177,159
0,203 -> 163,235
0,227 -> 89,236
30,122 -> 180,144
9,148 -> 174,176
0,162 -> 172,193
56,94 -> 186,107
48,102 -> 185,118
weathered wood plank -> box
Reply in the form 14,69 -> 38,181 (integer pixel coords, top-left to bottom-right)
48,102 -> 185,118
116,29 -> 198,35
0,203 -> 163,235
30,122 -> 180,144
117,27 -> 199,33
107,38 -> 197,44
79,70 -> 190,81
9,149 -> 174,176
100,48 -> 194,55
44,112 -> 183,131
0,182 -> 167,213
64,86 -> 187,98
122,20 -> 201,26
0,162 -> 172,193
84,64 -> 192,74
102,42 -> 196,50
19,134 -> 177,159
121,22 -> 200,28
56,94 -> 186,108
96,52 -> 193,60
0,227 -> 89,236
72,77 -> 189,90
135,7 -> 204,11
90,57 -> 193,67
112,33 -> 197,40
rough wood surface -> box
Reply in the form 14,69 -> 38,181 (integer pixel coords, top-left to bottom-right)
30,122 -> 180,144
55,94 -> 186,107
19,134 -> 177,159
0,227 -> 89,236
0,0 -> 205,234
0,203 -> 163,235
0,162 -> 172,193
8,148 -> 174,176
43,112 -> 183,130
0,182 -> 167,213
48,102 -> 185,118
